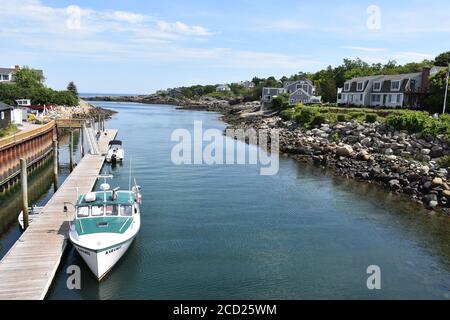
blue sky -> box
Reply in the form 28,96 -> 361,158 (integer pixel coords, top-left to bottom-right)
1,0 -> 449,93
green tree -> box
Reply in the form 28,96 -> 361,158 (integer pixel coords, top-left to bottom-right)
67,81 -> 78,97
435,51 -> 450,67
426,69 -> 449,113
271,93 -> 289,111
13,66 -> 44,88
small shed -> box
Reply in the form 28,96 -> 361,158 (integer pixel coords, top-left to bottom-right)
0,102 -> 13,130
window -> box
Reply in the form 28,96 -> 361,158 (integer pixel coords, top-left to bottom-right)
372,95 -> 381,102
373,81 -> 381,91
120,205 -> 133,217
77,207 -> 89,218
391,80 -> 401,91
349,95 -> 353,102
91,205 -> 104,217
1,112 -> 4,120
344,83 -> 350,91
357,82 -> 364,91
0,74 -> 9,81
410,79 -> 416,91
397,94 -> 401,103
360,94 -> 363,101
342,94 -> 346,100
388,95 -> 392,103
105,205 -> 119,216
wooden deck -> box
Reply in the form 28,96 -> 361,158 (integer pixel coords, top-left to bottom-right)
0,129 -> 117,300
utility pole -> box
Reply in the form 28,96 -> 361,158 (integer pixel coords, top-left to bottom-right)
443,63 -> 450,115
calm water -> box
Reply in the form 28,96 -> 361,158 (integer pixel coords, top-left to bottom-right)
2,102 -> 450,299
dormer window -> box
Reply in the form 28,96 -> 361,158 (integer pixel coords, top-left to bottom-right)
344,83 -> 350,91
373,81 -> 381,91
357,82 -> 364,91
391,80 -> 401,91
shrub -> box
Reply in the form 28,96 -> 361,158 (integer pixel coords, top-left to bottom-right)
349,112 -> 365,120
337,114 -> 347,122
310,114 -> 327,127
438,155 -> 450,168
280,108 -> 295,121
365,114 -> 378,123
295,108 -> 318,125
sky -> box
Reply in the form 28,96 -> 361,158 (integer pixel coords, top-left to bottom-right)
1,0 -> 449,94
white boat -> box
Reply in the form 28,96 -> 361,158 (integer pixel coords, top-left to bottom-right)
68,175 -> 142,280
106,140 -> 124,163
18,206 -> 44,230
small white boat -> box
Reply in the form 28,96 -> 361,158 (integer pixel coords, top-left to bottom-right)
18,206 -> 44,230
68,175 -> 141,280
106,140 -> 124,163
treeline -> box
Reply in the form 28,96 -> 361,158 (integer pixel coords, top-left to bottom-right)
0,67 -> 78,106
159,51 -> 450,111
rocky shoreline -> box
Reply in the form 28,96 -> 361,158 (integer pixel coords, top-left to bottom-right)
47,99 -> 117,120
223,111 -> 450,215
84,94 -> 450,214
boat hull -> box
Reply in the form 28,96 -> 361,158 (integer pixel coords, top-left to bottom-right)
72,236 -> 136,280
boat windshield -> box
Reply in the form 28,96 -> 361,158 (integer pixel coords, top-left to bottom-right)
91,205 -> 104,217
77,207 -> 89,218
120,205 -> 133,217
105,205 -> 119,216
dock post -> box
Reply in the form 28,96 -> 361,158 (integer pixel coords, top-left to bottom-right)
69,130 -> 74,172
53,140 -> 58,192
20,158 -> 29,230
81,124 -> 85,157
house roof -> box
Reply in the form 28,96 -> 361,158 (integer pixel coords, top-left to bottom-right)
0,68 -> 14,74
0,102 -> 13,111
0,67 -> 44,78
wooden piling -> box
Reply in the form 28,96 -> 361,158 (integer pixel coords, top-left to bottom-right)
69,130 -> 74,172
53,140 -> 58,192
20,158 -> 29,230
80,124 -> 85,157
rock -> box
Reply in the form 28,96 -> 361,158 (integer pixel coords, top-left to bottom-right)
421,149 -> 431,155
443,190 -> 450,198
389,179 -> 401,191
336,145 -> 354,157
430,146 -> 444,158
419,166 -> 430,175
432,177 -> 443,186
424,194 -> 438,205
384,148 -> 394,156
361,137 -> 372,146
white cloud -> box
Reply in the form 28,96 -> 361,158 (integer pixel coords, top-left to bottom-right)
269,20 -> 308,31
157,21 -> 212,36
110,11 -> 145,24
342,46 -> 386,52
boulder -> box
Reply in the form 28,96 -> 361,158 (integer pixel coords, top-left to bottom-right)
336,145 -> 354,157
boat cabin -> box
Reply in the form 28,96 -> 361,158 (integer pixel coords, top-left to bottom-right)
75,191 -> 137,219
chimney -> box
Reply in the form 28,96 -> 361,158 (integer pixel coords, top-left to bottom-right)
421,66 -> 431,93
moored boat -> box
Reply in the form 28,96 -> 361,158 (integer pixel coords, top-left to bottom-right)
68,175 -> 141,280
18,206 -> 44,230
106,140 -> 124,163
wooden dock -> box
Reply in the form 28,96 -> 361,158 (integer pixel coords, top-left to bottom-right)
0,129 -> 117,300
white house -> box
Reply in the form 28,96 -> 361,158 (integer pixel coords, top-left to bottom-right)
216,84 -> 231,92
0,66 -> 44,84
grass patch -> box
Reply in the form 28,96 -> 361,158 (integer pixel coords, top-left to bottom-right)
0,123 -> 19,138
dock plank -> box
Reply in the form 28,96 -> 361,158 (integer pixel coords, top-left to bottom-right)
0,129 -> 117,300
